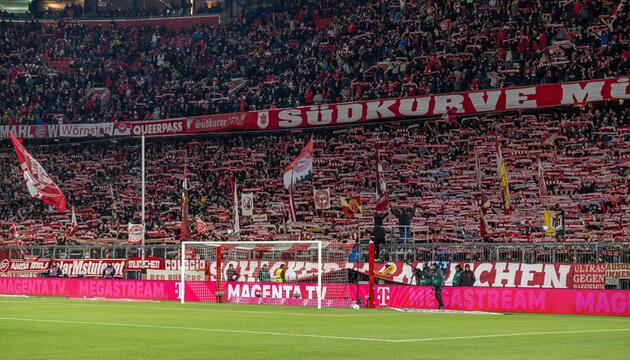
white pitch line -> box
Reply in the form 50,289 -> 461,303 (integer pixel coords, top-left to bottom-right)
0,299 -> 404,318
0,317 -> 397,343
1,317 -> 629,344
396,328 -> 630,343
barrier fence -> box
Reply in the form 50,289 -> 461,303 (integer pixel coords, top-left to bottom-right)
1,242 -> 630,264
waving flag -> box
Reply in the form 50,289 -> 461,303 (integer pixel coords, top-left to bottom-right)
375,146 -> 389,211
340,196 -> 363,218
10,132 -> 66,213
195,218 -> 208,236
495,136 -> 512,215
67,206 -> 78,236
283,138 -> 314,189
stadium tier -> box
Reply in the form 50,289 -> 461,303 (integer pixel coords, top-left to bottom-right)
0,0 -> 629,125
1,102 -> 628,245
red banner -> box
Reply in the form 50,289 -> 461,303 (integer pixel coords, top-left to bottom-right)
56,259 -> 126,278
126,257 -> 164,271
186,113 -> 247,133
1,77 -> 628,140
245,77 -> 630,130
0,258 -> 50,273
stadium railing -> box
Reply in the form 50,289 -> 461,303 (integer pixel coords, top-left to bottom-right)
2,242 -> 629,265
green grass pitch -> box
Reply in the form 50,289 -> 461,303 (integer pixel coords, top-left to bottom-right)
1,297 -> 629,359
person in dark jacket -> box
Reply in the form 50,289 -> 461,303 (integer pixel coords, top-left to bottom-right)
226,264 -> 239,281
391,206 -> 413,244
257,264 -> 270,282
48,262 -> 62,278
452,264 -> 463,286
102,262 -> 116,279
461,264 -> 476,286
421,263 -> 433,286
432,263 -> 445,309
372,211 -> 387,260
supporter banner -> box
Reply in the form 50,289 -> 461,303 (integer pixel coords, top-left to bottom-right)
201,260 -> 579,289
572,264 -> 606,289
0,125 -> 54,139
56,259 -> 126,278
0,271 -> 41,278
58,123 -> 114,138
113,119 -> 186,137
186,113 -> 247,133
606,263 -> 630,279
2,78 -> 627,139
146,270 -> 206,281
164,259 -> 208,271
0,124 -> 113,139
246,77 -> 630,130
0,258 -> 50,273
126,257 -> 164,271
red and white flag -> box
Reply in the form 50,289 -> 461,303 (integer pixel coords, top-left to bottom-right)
9,132 -> 66,213
283,138 -> 314,189
375,146 -> 389,212
67,206 -> 78,236
195,218 -> 208,236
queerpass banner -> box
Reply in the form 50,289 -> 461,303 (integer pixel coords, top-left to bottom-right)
1,77 -> 628,139
0,278 -> 628,316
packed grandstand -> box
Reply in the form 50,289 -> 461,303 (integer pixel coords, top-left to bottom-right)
0,0 -> 629,254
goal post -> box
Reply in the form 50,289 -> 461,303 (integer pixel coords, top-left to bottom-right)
180,241 -> 354,309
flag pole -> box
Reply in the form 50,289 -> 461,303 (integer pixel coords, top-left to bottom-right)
141,131 -> 146,271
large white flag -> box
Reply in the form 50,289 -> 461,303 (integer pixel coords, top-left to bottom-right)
283,138 -> 314,189
241,192 -> 254,216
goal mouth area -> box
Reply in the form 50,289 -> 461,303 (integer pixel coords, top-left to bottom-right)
179,241 -> 355,309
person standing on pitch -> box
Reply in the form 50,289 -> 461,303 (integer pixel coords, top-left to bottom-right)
102,262 -> 116,279
431,263 -> 445,309
452,264 -> 463,286
461,264 -> 476,286
275,263 -> 286,282
48,262 -> 63,278
421,262 -> 433,286
258,264 -> 271,282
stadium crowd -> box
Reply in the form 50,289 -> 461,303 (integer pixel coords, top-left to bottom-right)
0,0 -> 629,126
0,102 -> 628,247
0,0 -> 629,248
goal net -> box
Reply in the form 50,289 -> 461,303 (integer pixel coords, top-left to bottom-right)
180,241 -> 355,309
